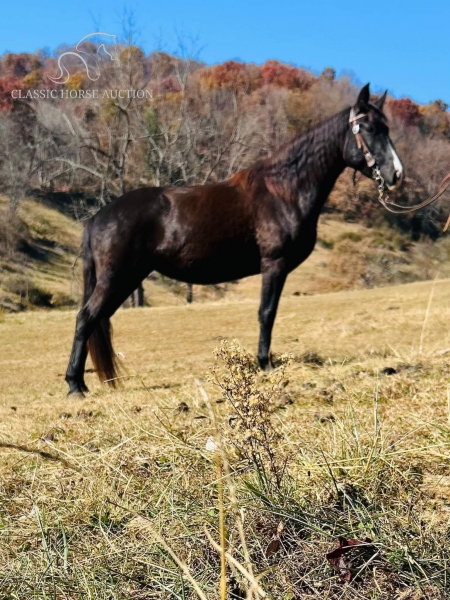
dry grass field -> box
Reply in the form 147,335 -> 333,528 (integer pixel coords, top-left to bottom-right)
2,276 -> 450,598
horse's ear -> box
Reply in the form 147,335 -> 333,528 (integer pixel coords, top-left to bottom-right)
374,90 -> 388,110
355,83 -> 370,113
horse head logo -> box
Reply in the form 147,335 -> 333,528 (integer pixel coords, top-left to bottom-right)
49,33 -> 120,85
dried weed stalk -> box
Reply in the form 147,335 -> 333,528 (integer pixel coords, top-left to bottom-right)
211,340 -> 290,490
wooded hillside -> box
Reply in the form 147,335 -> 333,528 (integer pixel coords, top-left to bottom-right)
1,41 -> 450,310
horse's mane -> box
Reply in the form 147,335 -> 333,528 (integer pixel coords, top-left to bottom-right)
248,103 -> 386,202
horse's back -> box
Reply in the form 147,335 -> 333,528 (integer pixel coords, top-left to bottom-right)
164,180 -> 254,233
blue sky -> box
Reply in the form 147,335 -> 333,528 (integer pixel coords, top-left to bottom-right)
1,0 -> 449,105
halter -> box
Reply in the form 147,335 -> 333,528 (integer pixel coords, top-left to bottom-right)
349,107 -> 450,229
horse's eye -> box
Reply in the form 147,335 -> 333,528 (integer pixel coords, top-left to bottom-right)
365,124 -> 375,133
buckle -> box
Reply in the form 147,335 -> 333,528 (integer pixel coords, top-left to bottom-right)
365,153 -> 375,167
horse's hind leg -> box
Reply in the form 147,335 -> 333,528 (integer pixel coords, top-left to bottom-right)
65,291 -> 105,396
66,280 -> 119,396
65,274 -> 151,396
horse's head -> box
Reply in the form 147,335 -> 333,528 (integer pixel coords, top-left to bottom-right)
344,83 -> 403,191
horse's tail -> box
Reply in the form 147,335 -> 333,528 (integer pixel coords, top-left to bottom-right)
83,221 -> 118,387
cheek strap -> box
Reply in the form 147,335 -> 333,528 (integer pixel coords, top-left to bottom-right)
349,108 -> 376,168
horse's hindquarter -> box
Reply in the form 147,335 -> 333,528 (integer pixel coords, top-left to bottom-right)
155,181 -> 261,284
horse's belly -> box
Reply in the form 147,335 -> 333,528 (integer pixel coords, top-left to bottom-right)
155,241 -> 261,284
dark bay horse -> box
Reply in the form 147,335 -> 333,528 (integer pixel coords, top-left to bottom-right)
65,83 -> 404,396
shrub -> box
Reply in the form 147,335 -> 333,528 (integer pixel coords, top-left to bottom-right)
0,212 -> 30,257
338,231 -> 362,243
317,237 -> 334,249
3,274 -> 52,307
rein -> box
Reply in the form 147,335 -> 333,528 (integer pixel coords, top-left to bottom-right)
349,109 -> 450,232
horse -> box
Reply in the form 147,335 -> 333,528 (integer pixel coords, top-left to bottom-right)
65,83 -> 404,396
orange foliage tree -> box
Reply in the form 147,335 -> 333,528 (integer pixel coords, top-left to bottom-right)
387,98 -> 421,127
261,60 -> 314,91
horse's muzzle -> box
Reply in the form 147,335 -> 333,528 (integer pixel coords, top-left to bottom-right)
386,169 -> 404,191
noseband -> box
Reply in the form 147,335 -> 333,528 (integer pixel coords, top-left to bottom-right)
349,107 -> 450,229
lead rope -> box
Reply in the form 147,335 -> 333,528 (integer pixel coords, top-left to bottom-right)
349,109 -> 450,232
372,166 -> 450,230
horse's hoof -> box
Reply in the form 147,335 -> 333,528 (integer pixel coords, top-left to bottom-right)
258,354 -> 275,371
67,391 -> 85,399
258,357 -> 270,371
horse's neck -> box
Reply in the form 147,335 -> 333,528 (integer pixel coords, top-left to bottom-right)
296,110 -> 348,211
269,109 -> 349,218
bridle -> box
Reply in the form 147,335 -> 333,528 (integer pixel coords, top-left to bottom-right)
349,108 -> 450,231
349,108 -> 376,168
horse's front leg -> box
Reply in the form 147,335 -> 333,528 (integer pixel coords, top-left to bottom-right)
257,257 -> 287,370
